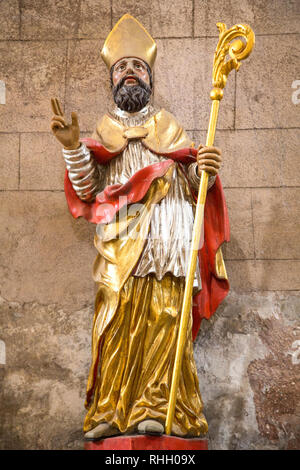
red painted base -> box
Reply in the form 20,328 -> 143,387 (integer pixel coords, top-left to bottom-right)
84,435 -> 208,450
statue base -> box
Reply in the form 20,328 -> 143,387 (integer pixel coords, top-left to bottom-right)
84,434 -> 208,450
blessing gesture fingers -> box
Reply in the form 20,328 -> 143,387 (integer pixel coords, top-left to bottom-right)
50,97 -> 80,150
196,145 -> 222,177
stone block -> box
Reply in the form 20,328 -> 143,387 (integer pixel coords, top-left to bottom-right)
236,35 -> 300,129
226,260 -> 300,291
194,0 -> 300,36
0,0 -> 20,40
20,133 -> 65,190
195,289 -> 300,450
0,296 -> 91,449
202,129 -> 295,188
281,129 -> 300,186
20,0 -> 81,40
65,40 -> 113,133
154,38 -> 235,131
0,191 -> 97,309
20,0 -> 112,40
191,130 -> 206,146
222,188 -> 254,260
78,0 -> 111,39
208,128 -> 300,188
252,188 -> 300,260
112,0 -> 193,38
0,134 -> 19,190
0,41 -> 66,132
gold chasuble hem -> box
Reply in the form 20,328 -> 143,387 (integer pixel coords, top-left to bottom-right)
84,274 -> 208,437
215,245 -> 228,280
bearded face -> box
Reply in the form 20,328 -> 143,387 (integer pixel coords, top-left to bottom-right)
111,58 -> 153,113
112,76 -> 152,112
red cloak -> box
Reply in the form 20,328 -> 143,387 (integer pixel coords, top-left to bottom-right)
64,138 -> 230,339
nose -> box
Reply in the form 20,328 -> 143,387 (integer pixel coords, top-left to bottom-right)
125,64 -> 134,75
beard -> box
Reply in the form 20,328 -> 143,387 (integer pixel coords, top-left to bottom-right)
112,75 -> 152,113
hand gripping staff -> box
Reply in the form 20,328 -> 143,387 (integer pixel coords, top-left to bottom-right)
165,23 -> 255,436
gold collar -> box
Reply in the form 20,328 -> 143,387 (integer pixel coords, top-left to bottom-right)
92,109 -> 192,154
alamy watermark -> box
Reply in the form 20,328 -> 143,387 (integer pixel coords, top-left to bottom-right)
290,340 -> 300,365
291,80 -> 300,104
0,340 -> 6,365
0,80 -> 5,104
95,197 -> 196,244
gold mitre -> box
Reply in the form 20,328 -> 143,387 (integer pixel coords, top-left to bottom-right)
101,13 -> 157,70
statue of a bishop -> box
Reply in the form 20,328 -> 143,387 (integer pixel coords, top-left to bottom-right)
50,14 -> 230,440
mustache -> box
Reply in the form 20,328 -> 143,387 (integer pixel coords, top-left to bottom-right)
114,74 -> 151,93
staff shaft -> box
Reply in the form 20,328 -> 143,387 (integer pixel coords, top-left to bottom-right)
165,99 -> 220,435
165,21 -> 254,436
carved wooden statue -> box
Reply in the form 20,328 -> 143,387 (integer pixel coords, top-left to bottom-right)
50,14 -> 254,442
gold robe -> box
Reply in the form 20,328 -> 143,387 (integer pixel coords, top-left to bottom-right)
83,106 -> 210,436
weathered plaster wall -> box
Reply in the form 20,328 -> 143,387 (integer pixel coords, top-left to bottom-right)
0,0 -> 299,450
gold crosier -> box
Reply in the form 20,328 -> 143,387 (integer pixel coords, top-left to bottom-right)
165,23 -> 255,435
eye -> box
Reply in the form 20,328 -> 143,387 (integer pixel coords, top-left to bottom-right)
117,64 -> 126,71
134,62 -> 143,70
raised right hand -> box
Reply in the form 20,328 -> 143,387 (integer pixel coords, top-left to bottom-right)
50,97 -> 80,150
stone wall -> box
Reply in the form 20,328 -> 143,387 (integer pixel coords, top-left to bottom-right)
0,0 -> 299,450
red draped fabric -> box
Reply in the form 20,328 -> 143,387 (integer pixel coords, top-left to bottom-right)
64,138 -> 230,339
